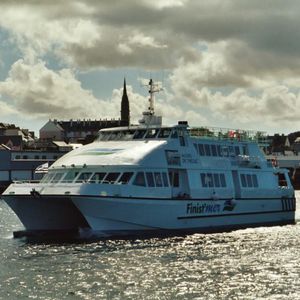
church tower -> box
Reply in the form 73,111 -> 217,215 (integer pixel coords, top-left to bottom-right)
121,78 -> 130,126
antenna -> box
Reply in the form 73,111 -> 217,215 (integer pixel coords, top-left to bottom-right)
143,78 -> 163,116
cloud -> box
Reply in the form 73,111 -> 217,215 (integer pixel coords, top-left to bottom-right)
1,0 -> 300,78
0,0 -> 300,133
0,59 -> 116,119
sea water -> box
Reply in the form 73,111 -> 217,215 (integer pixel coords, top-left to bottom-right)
0,194 -> 300,300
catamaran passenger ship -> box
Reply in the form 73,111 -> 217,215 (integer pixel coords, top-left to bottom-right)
2,80 -> 296,237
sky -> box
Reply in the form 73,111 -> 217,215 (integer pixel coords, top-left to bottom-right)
0,0 -> 299,136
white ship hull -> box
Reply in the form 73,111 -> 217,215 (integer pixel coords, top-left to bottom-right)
2,195 -> 89,231
72,196 -> 296,236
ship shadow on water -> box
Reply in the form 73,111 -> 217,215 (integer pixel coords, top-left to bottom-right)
12,220 -> 299,245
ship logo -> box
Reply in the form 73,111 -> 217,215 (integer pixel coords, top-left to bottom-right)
223,199 -> 237,211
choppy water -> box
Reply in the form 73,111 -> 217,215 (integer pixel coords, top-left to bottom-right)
0,196 -> 300,300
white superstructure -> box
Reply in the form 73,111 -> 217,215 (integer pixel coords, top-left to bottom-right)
2,80 -> 296,236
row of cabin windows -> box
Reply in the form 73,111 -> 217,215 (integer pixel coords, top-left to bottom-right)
200,173 -> 227,188
15,155 -> 58,160
194,143 -> 247,157
240,174 -> 258,188
98,128 -> 179,141
41,170 -> 171,187
133,172 -> 169,187
41,171 -> 134,185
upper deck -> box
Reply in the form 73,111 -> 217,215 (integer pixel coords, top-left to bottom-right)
96,123 -> 268,144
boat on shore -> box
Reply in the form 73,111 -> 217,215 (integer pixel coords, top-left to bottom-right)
1,79 -> 296,237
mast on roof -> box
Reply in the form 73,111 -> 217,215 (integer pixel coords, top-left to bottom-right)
139,78 -> 163,126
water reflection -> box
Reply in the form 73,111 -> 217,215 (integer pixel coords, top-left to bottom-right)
0,195 -> 299,299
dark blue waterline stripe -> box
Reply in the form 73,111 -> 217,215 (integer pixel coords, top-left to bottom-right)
177,209 -> 295,220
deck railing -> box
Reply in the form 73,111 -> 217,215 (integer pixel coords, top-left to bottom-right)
188,126 -> 269,143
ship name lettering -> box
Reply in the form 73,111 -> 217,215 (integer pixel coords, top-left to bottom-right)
186,203 -> 221,214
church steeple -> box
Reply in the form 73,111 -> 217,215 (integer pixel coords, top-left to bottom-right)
121,78 -> 130,126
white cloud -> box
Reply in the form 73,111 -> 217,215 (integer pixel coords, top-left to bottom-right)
0,1 -> 300,134
0,60 -> 117,119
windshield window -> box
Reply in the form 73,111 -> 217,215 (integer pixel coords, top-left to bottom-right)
158,128 -> 171,138
90,172 -> 106,183
52,173 -> 64,183
76,172 -> 93,183
103,172 -> 121,184
145,129 -> 159,139
118,172 -> 134,184
133,130 -> 147,139
40,172 -> 55,183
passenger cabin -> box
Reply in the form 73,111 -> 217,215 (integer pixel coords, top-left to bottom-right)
38,124 -> 292,200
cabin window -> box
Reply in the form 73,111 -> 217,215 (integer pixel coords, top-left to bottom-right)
133,172 -> 146,186
213,173 -> 220,187
146,172 -> 155,187
114,131 -> 124,140
211,145 -> 218,156
204,144 -> 211,156
133,130 -> 146,139
15,155 -> 21,159
242,145 -> 248,155
23,155 -> 28,159
109,132 -> 118,140
252,174 -> 258,187
278,173 -> 288,187
76,172 -> 92,183
123,130 -> 136,140
179,136 -> 185,146
240,173 -> 258,188
98,132 -> 109,141
61,170 -> 77,182
154,172 -> 163,187
198,144 -> 205,156
241,174 -> 247,187
90,172 -> 106,183
201,173 -> 226,188
201,173 -> 208,187
162,172 -> 169,187
246,174 -> 253,187
52,173 -> 64,183
118,172 -> 134,184
234,146 -> 240,156
169,171 -> 179,187
40,173 -> 54,183
220,174 -> 226,187
158,129 -> 171,138
171,129 -> 178,139
104,172 -> 121,184
217,145 -> 222,156
221,146 -> 228,157
229,146 -> 235,157
34,155 -> 39,159
145,129 -> 159,139
207,173 -> 213,187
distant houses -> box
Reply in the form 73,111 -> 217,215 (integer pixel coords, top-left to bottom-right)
0,123 -> 35,151
266,132 -> 300,155
39,118 -> 124,144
